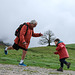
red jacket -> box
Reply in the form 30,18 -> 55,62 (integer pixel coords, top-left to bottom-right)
55,42 -> 69,59
14,22 -> 41,49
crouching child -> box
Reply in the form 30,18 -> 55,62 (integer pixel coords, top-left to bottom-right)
54,38 -> 71,72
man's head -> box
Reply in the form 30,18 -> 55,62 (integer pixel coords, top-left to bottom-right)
30,20 -> 37,28
54,38 -> 60,45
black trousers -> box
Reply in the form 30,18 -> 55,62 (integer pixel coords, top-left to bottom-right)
60,58 -> 68,68
12,43 -> 28,51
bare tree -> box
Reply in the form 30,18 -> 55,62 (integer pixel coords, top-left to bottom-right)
39,30 -> 55,46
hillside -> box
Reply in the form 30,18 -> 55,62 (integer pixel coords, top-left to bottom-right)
0,41 -> 11,46
0,45 -> 75,71
66,44 -> 75,48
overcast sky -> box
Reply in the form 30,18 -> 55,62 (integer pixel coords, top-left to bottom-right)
0,0 -> 75,48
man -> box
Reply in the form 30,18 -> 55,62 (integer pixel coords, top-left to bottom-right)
4,20 -> 43,66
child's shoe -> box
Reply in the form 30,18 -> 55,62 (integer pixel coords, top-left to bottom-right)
57,67 -> 63,72
67,62 -> 71,69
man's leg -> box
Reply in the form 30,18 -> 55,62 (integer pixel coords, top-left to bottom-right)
21,50 -> 27,60
4,46 -> 14,55
5,43 -> 20,55
7,46 -> 14,50
19,50 -> 27,66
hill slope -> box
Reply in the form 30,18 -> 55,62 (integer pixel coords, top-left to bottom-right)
66,44 -> 75,48
0,45 -> 75,71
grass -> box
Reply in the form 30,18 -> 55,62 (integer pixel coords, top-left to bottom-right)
66,44 -> 75,48
0,45 -> 75,71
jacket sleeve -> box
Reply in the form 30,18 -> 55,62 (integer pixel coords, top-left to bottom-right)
56,45 -> 61,51
54,52 -> 59,54
32,30 -> 41,37
20,25 -> 27,43
56,44 -> 65,51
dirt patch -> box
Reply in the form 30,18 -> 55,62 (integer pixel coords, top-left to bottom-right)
0,64 -> 75,75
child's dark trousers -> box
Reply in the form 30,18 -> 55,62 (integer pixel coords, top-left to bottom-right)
60,58 -> 68,68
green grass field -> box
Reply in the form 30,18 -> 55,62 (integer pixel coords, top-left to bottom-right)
0,44 -> 75,71
66,44 -> 75,48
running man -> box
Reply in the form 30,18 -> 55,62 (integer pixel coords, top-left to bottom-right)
4,20 -> 43,66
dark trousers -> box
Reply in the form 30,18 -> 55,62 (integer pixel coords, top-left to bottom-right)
60,58 -> 68,68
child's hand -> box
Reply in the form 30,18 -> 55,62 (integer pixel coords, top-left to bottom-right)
54,52 -> 57,54
54,52 -> 58,55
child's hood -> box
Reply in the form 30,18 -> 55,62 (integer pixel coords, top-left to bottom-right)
56,41 -> 65,47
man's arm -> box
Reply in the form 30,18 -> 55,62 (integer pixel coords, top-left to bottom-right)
32,30 -> 43,37
20,25 -> 27,43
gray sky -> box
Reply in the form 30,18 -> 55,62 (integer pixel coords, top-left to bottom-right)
0,0 -> 75,48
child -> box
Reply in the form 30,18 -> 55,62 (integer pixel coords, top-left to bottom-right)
54,38 -> 71,72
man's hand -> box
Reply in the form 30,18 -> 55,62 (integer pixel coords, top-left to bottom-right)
23,42 -> 28,48
39,33 -> 43,36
